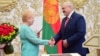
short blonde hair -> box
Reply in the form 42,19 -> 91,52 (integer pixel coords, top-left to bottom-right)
22,9 -> 34,22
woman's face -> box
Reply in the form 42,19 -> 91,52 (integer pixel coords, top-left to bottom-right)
26,16 -> 34,26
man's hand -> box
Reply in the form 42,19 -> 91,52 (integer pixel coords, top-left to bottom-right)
63,39 -> 68,48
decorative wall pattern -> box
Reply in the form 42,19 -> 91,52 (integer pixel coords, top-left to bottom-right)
0,0 -> 99,56
0,0 -> 17,12
59,0 -> 88,9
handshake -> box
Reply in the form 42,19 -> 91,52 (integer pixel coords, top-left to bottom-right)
48,38 -> 55,47
36,31 -> 55,47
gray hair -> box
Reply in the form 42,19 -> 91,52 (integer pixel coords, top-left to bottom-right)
63,1 -> 74,9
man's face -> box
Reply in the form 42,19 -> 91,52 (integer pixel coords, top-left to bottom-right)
62,4 -> 71,16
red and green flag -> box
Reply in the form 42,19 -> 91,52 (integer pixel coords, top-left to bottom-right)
42,0 -> 62,54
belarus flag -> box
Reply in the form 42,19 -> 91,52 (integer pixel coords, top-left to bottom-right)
42,0 -> 62,54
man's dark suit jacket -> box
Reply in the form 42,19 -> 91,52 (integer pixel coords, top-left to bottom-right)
54,12 -> 89,55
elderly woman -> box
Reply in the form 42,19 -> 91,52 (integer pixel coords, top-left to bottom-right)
19,9 -> 54,56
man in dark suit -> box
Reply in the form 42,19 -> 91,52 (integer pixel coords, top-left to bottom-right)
51,1 -> 89,56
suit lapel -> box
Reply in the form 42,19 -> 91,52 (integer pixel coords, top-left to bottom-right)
64,12 -> 76,28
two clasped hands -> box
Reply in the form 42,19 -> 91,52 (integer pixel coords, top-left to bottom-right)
37,32 -> 68,48
37,32 -> 55,47
48,38 -> 55,47
48,38 -> 69,48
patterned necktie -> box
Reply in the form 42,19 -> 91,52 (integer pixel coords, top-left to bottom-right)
64,17 -> 69,27
63,17 -> 69,48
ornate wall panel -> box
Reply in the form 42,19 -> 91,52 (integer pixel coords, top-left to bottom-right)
0,0 -> 17,12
